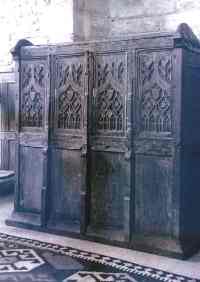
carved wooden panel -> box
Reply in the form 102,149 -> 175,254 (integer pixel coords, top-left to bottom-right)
49,53 -> 87,233
88,50 -> 129,239
54,56 -> 85,131
21,61 -> 47,128
137,51 -> 173,134
92,52 -> 127,136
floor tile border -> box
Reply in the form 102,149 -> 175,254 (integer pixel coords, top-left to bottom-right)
0,232 -> 197,282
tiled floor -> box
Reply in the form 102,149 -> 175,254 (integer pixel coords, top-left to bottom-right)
0,194 -> 200,280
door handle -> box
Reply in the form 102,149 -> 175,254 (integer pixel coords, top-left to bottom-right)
81,144 -> 87,157
124,149 -> 132,161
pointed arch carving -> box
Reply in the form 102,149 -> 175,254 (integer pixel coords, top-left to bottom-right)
21,61 -> 46,127
138,51 -> 172,134
55,57 -> 84,131
93,52 -> 127,136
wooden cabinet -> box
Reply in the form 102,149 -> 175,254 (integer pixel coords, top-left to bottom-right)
7,24 -> 200,258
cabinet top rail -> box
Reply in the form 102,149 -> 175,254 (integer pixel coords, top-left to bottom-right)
11,23 -> 200,58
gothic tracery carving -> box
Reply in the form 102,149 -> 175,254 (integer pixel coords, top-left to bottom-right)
56,59 -> 84,130
96,85 -> 123,131
94,54 -> 126,134
141,57 -> 154,85
21,62 -> 46,127
58,86 -> 82,129
139,52 -> 172,133
57,63 -> 83,89
158,57 -> 172,83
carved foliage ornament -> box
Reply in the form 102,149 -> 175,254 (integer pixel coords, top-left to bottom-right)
96,85 -> 123,131
56,60 -> 83,130
139,52 -> 172,133
94,55 -> 126,134
21,62 -> 45,127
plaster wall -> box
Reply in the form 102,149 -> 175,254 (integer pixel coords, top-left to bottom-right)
74,0 -> 200,41
0,0 -> 73,69
1,0 -> 200,68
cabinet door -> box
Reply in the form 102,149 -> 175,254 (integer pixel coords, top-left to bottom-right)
87,48 -> 132,242
48,51 -> 90,234
133,49 -> 175,243
18,58 -> 49,212
16,57 -> 50,226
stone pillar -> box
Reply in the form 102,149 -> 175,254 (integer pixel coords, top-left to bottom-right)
73,0 -> 110,41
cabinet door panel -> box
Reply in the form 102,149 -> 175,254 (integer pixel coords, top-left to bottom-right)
87,49 -> 132,242
17,58 -> 49,219
48,52 -> 89,233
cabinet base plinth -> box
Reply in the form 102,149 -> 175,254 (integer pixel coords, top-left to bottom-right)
131,234 -> 200,259
6,211 -> 42,230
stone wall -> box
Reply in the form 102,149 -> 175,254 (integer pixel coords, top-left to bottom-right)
1,0 -> 200,68
74,0 -> 200,41
0,0 -> 73,70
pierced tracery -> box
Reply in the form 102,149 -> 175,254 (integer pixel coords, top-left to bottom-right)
58,86 -> 81,129
21,62 -> 45,127
139,52 -> 172,133
56,59 -> 84,130
94,54 -> 126,134
96,85 -> 123,131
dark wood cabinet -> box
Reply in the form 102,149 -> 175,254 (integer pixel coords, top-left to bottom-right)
0,78 -> 16,171
7,24 -> 200,258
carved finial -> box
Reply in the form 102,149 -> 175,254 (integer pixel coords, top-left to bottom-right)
176,23 -> 200,50
11,39 -> 33,58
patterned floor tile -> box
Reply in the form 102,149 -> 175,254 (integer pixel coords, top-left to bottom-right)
64,271 -> 138,281
0,232 -> 197,282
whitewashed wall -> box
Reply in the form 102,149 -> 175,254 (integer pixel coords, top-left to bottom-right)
0,0 -> 73,69
1,0 -> 200,67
